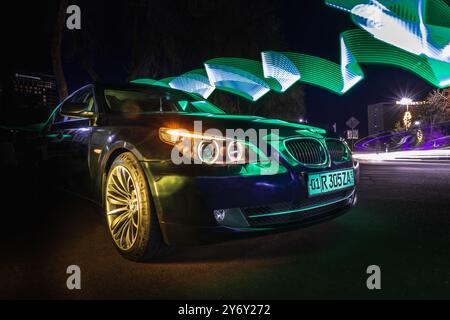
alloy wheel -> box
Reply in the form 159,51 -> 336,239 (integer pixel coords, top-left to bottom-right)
105,165 -> 141,251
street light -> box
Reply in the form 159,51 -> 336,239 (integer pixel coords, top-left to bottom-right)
396,98 -> 427,109
397,97 -> 413,109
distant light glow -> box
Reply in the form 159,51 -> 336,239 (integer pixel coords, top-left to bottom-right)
403,111 -> 412,129
398,98 -> 413,105
416,129 -> 424,144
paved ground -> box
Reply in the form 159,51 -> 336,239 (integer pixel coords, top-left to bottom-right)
2,162 -> 450,299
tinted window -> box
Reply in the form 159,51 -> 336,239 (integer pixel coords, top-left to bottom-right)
104,89 -> 225,114
75,90 -> 95,111
53,87 -> 95,124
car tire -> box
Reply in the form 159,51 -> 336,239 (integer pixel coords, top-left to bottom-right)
104,152 -> 169,261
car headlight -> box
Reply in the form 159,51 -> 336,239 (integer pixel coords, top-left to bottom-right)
159,128 -> 260,165
197,140 -> 221,164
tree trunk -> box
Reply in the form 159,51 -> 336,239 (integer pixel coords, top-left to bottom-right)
51,0 -> 69,101
80,53 -> 101,82
126,4 -> 142,82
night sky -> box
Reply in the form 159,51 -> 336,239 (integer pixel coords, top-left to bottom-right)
0,0 -> 436,135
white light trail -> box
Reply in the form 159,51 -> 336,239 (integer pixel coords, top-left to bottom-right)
353,149 -> 450,163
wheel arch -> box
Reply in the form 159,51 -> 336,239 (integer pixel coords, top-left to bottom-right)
99,141 -> 144,206
98,142 -> 167,243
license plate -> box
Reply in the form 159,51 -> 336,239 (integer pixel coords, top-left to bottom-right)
308,169 -> 355,196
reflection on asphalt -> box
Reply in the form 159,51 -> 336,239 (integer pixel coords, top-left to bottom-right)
3,163 -> 450,299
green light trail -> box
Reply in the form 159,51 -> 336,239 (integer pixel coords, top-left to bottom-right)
132,0 -> 450,102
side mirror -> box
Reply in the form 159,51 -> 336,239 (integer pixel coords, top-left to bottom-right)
60,102 -> 95,119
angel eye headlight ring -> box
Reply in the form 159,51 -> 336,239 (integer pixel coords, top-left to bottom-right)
197,140 -> 220,164
227,140 -> 245,163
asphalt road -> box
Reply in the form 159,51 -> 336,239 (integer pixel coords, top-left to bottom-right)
2,162 -> 450,299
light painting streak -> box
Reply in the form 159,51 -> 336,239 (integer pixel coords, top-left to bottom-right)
132,0 -> 450,101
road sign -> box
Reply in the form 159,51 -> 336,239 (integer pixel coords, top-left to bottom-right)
347,129 -> 359,140
346,116 -> 360,129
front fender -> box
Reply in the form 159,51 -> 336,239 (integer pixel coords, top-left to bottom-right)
93,137 -> 147,205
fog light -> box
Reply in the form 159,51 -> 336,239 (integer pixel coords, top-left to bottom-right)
213,209 -> 226,222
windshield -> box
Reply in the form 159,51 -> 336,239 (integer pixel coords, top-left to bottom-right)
104,89 -> 226,115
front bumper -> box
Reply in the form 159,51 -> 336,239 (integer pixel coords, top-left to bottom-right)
141,161 -> 358,246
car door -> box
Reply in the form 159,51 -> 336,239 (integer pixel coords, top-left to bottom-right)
45,86 -> 96,196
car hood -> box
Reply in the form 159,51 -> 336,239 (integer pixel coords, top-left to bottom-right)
109,112 -> 331,140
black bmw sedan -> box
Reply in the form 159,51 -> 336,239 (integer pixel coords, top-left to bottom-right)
33,82 -> 358,261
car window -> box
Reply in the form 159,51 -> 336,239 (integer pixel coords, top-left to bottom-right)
70,89 -> 89,104
80,91 -> 95,112
104,89 -> 226,114
52,87 -> 95,124
77,90 -> 95,111
105,89 -> 176,113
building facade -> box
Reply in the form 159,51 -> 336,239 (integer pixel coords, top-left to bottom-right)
367,101 -> 424,135
367,102 -> 395,135
0,72 -> 58,124
11,73 -> 58,110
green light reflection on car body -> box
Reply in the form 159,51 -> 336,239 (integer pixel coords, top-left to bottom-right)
247,192 -> 354,219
